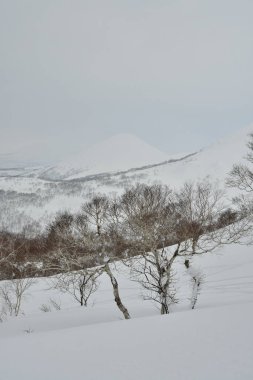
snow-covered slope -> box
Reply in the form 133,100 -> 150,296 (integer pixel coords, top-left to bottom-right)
119,123 -> 253,189
39,134 -> 171,180
0,242 -> 252,379
38,124 -> 253,184
0,125 -> 252,231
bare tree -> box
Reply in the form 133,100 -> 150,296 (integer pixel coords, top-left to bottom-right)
52,269 -> 99,306
45,211 -> 100,307
96,225 -> 132,319
84,197 -> 133,320
129,245 -> 180,314
162,180 -> 250,311
103,261 -> 130,319
82,196 -> 109,236
227,132 -> 253,241
0,276 -> 36,317
46,211 -> 76,252
227,132 -> 253,193
45,209 -> 131,320
176,180 -> 225,255
45,238 -> 100,305
0,231 -> 24,279
118,184 -> 181,314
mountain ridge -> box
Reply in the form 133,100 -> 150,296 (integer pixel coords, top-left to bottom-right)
38,133 -> 174,180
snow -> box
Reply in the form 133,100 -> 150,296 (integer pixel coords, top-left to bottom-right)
1,304 -> 252,380
39,133 -> 170,180
126,123 -> 253,189
0,242 -> 253,379
37,124 -> 253,183
0,124 -> 253,377
0,125 -> 252,231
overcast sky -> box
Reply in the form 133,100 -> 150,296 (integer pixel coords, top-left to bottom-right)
1,0 -> 253,161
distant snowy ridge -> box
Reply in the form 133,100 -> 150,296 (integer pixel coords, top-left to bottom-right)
39,134 -> 174,180
0,124 -> 253,231
133,123 -> 253,188
38,125 -> 253,183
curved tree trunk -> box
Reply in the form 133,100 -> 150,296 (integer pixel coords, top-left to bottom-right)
104,263 -> 131,320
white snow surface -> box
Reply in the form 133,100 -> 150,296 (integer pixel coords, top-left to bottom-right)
0,124 -> 253,231
134,123 -> 253,188
40,134 -> 171,180
0,242 -> 253,380
38,124 -> 253,183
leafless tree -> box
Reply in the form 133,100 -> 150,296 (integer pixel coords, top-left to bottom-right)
45,209 -> 131,319
129,245 -> 180,314
82,196 -> 109,236
52,269 -> 99,306
176,180 -> 225,255
95,226 -> 132,319
0,276 -> 36,317
227,132 -> 253,241
46,212 -> 76,252
117,184 -> 181,314
45,237 -> 100,305
0,232 -> 21,279
82,197 -> 133,320
45,212 -> 100,307
227,132 -> 253,193
103,261 -> 130,319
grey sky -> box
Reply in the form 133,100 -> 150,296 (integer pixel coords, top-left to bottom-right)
1,0 -> 253,161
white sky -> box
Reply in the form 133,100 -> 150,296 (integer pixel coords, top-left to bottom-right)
0,0 -> 253,160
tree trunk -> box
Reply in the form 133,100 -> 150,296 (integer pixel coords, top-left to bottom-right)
80,288 -> 84,306
104,263 -> 131,320
191,276 -> 201,309
159,244 -> 180,315
192,237 -> 199,254
160,296 -> 169,315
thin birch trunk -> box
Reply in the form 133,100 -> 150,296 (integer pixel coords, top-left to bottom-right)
104,263 -> 131,320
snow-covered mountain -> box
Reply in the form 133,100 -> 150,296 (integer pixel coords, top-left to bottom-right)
2,125 -> 252,184
35,124 -> 253,184
39,134 -> 172,180
0,124 -> 252,232
135,123 -> 253,188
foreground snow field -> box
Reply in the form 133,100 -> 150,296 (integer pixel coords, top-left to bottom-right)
0,242 -> 253,380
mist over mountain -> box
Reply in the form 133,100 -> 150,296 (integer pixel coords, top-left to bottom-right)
1,124 -> 252,183
0,124 -> 252,232
36,123 -> 253,185
39,133 -> 173,180
0,141 -> 61,169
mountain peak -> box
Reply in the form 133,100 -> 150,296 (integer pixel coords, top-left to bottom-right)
41,133 -> 169,180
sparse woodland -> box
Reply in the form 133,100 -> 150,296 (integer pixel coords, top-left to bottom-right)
0,136 -> 253,321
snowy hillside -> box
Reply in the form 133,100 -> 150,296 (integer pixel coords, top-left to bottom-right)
0,124 -> 252,231
0,242 -> 252,379
39,134 -> 171,180
85,124 -> 253,192
34,124 -> 253,187
0,126 -> 253,379
146,123 -> 253,187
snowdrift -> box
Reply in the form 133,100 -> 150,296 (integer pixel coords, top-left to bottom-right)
0,242 -> 253,380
